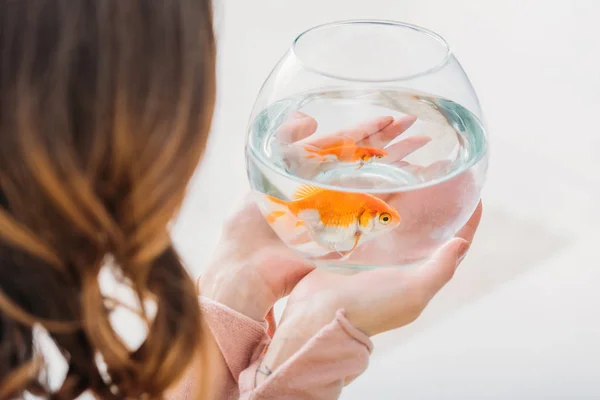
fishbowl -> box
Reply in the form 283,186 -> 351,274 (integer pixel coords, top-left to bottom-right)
246,20 -> 488,270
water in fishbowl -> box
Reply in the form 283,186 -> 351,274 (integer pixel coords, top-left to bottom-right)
246,88 -> 488,270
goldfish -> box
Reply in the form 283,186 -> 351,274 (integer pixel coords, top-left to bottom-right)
264,184 -> 401,259
301,136 -> 387,169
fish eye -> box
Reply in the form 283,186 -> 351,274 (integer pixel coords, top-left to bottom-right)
376,154 -> 383,159
379,212 -> 391,224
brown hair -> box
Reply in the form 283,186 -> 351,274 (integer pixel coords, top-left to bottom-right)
0,0 -> 216,398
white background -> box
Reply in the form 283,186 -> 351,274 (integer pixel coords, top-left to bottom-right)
170,0 -> 600,399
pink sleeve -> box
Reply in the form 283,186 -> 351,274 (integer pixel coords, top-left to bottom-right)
167,297 -> 270,400
197,297 -> 373,399
239,310 -> 373,399
200,297 -> 271,384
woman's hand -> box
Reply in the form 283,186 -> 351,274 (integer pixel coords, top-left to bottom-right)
202,110 -> 480,354
199,112 -> 422,323
290,201 -> 481,334
199,113 -> 422,323
199,195 -> 314,323
257,202 -> 482,384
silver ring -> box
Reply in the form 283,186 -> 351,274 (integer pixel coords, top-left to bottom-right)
257,364 -> 273,376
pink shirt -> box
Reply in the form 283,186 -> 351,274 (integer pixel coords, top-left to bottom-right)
170,297 -> 373,399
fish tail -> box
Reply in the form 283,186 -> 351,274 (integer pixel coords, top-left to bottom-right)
303,149 -> 327,162
266,210 -> 286,224
264,194 -> 288,207
265,194 -> 289,208
263,194 -> 298,224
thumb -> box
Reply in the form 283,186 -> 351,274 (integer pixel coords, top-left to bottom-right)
256,248 -> 316,299
416,238 -> 470,296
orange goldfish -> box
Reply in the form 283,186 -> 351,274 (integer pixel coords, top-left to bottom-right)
264,185 -> 401,259
301,136 -> 387,169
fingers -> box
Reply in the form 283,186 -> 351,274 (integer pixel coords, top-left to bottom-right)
413,201 -> 483,295
419,160 -> 453,179
334,116 -> 394,142
391,159 -> 452,180
310,114 -> 415,149
257,248 -> 316,299
384,135 -> 431,162
415,237 -> 470,296
277,112 -> 318,143
279,113 -> 417,151
280,258 -> 316,298
455,201 -> 483,244
357,115 -> 418,148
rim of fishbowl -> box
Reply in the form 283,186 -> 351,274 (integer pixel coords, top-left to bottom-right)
291,19 -> 453,83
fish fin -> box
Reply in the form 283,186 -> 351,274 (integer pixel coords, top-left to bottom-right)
295,220 -> 305,228
266,210 -> 286,224
293,184 -> 325,200
262,194 -> 291,223
305,154 -> 329,163
357,162 -> 365,170
302,143 -> 321,153
302,145 -> 321,156
333,246 -> 345,258
338,233 -> 361,261
264,194 -> 289,207
349,233 -> 361,252
358,209 -> 376,229
302,147 -> 333,163
262,194 -> 302,237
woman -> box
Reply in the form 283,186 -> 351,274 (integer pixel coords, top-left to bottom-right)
0,1 -> 482,399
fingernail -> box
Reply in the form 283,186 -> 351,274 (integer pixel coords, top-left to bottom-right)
456,240 -> 470,265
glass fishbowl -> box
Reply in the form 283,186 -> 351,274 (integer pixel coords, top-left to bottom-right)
246,20 -> 488,270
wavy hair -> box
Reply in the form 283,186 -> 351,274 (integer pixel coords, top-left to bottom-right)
0,0 -> 216,398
